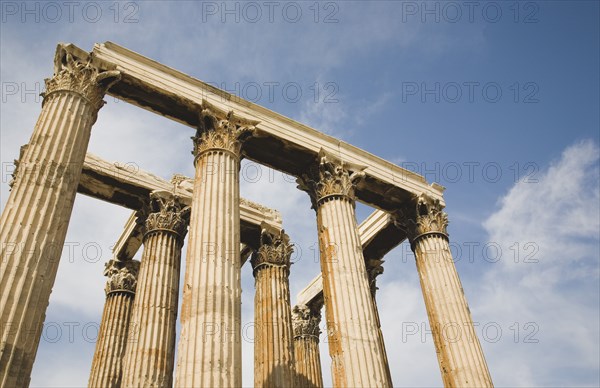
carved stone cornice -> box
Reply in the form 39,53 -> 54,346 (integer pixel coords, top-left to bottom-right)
251,226 -> 293,276
142,191 -> 191,241
43,51 -> 120,112
292,304 -> 321,339
192,101 -> 259,161
366,258 -> 385,296
104,259 -> 140,296
297,149 -> 366,209
394,193 -> 449,247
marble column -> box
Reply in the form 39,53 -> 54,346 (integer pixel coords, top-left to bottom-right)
297,150 -> 392,388
121,191 -> 190,387
292,304 -> 324,388
396,194 -> 493,387
88,259 -> 140,388
175,106 -> 256,387
251,227 -> 295,388
0,51 -> 120,386
365,258 -> 393,385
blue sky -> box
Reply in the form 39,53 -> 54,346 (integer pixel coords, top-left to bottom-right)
1,1 -> 599,386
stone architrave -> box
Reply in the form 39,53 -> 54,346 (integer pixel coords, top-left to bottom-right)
297,150 -> 392,388
396,194 -> 493,387
0,50 -> 120,386
292,304 -> 324,388
251,227 -> 296,387
175,103 -> 257,387
121,191 -> 190,387
88,259 -> 140,388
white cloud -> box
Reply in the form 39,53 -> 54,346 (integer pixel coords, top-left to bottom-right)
476,140 -> 600,387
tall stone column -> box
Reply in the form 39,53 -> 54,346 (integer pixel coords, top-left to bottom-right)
88,259 -> 140,388
175,105 -> 256,387
297,150 -> 392,388
0,50 -> 120,386
365,258 -> 393,385
292,304 -> 324,388
396,194 -> 493,387
121,191 -> 190,387
251,227 -> 295,388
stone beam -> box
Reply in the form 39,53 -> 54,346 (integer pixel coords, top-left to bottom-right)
112,212 -> 255,267
296,209 -> 403,308
80,153 -> 282,250
60,42 -> 445,212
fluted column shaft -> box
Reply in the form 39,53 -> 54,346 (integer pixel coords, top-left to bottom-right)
252,228 -> 295,387
365,258 -> 393,385
400,194 -> 493,387
122,192 -> 189,387
175,106 -> 256,387
292,305 -> 324,388
298,151 -> 391,388
89,260 -> 140,388
0,53 -> 119,386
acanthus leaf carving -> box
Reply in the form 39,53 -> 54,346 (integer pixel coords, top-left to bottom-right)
192,101 -> 259,159
394,193 -> 449,243
366,258 -> 385,296
143,191 -> 191,240
43,50 -> 121,113
297,149 -> 365,209
104,259 -> 140,295
292,304 -> 322,339
251,226 -> 293,276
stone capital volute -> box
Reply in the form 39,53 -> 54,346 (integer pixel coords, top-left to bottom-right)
191,101 -> 259,162
394,193 -> 449,247
251,225 -> 293,276
292,304 -> 321,339
366,258 -> 385,295
142,190 -> 191,241
296,149 -> 365,209
104,259 -> 140,296
43,49 -> 120,112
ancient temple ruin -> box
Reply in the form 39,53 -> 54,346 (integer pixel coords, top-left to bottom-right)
0,42 -> 493,387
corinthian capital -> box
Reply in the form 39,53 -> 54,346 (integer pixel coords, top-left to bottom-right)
192,100 -> 259,160
297,149 -> 365,209
394,193 -> 449,244
104,259 -> 140,295
143,191 -> 191,240
292,304 -> 321,339
366,258 -> 385,296
251,225 -> 293,276
43,49 -> 120,111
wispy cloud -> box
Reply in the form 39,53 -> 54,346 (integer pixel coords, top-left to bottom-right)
477,140 -> 600,387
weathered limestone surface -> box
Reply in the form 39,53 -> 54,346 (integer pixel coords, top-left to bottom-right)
88,260 -> 139,388
296,209 -> 402,308
292,304 -> 324,388
396,194 -> 493,387
365,257 -> 393,385
251,227 -> 295,387
175,106 -> 255,387
0,48 -> 120,386
297,150 -> 392,388
121,192 -> 189,387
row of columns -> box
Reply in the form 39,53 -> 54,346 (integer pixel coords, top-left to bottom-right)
0,54 -> 492,387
